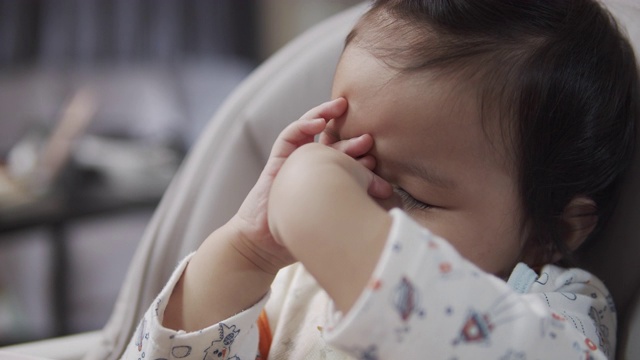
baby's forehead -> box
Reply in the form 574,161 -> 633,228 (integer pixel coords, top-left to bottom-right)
334,49 -> 515,178
338,15 -> 519,171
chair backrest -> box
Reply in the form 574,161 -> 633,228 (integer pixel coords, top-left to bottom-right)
89,2 -> 640,359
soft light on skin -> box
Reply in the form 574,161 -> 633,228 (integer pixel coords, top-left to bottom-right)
328,44 -> 526,277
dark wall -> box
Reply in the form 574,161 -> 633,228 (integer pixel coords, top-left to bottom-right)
0,0 -> 258,69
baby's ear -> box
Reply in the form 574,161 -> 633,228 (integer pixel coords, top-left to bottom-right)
560,196 -> 598,253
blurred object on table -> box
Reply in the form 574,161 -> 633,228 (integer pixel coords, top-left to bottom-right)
2,88 -> 96,208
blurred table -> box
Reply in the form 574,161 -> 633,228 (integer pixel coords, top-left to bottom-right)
0,155 -> 175,339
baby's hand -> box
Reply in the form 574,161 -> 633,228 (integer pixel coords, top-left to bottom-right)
163,99 -> 385,331
267,142 -> 394,312
228,98 -> 373,274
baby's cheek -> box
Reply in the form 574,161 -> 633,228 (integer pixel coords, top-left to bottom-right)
467,232 -> 523,275
415,216 -> 501,272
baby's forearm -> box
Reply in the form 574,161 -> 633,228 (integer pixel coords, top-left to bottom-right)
269,143 -> 392,312
163,222 -> 275,332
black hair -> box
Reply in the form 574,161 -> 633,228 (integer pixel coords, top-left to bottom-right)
349,0 -> 639,265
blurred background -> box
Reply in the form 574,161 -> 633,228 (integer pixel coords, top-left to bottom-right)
0,0 -> 361,345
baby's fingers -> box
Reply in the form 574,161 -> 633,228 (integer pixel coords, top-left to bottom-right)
270,98 -> 347,160
331,134 -> 377,170
368,172 -> 393,200
299,97 -> 347,122
357,154 -> 377,171
330,134 -> 373,158
351,162 -> 392,199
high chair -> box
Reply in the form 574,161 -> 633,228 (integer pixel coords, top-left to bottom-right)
2,1 -> 639,359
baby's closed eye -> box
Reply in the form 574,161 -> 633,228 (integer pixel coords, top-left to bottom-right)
393,185 -> 434,211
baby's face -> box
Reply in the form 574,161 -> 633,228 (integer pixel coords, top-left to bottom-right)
329,45 -> 526,277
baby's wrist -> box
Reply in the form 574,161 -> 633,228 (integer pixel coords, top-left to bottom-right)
225,217 -> 291,275
163,222 -> 277,332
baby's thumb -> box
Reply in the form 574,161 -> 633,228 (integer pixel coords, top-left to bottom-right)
367,173 -> 393,199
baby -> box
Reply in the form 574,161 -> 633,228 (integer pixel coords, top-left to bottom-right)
123,0 -> 639,359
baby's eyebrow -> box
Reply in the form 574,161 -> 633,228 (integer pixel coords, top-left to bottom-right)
399,161 -> 457,190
